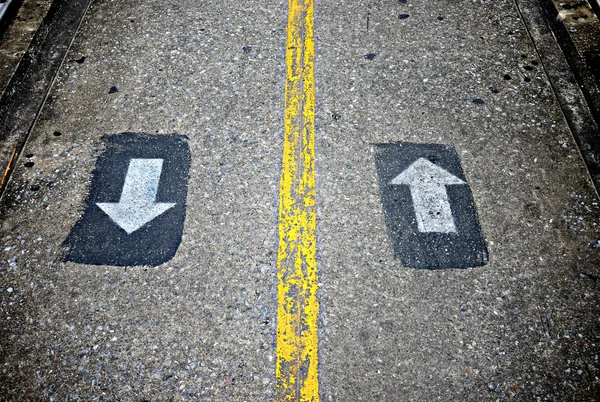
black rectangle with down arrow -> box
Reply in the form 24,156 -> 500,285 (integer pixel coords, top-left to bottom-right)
65,133 -> 190,266
375,142 -> 488,269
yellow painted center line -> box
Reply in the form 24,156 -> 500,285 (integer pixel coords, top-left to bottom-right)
276,0 -> 318,399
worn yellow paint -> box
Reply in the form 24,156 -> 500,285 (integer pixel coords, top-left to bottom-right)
276,0 -> 318,399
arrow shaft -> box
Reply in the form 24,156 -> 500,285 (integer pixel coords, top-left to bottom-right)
410,184 -> 457,233
120,159 -> 164,204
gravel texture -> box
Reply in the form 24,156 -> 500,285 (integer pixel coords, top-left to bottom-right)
0,0 -> 599,400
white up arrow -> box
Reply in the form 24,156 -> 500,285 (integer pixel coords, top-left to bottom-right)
390,158 -> 466,233
97,159 -> 175,234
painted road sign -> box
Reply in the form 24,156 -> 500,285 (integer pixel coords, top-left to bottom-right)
96,159 -> 176,234
65,133 -> 190,266
375,142 -> 487,269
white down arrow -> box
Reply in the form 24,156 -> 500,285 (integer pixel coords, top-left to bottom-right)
391,158 -> 466,233
97,159 -> 175,234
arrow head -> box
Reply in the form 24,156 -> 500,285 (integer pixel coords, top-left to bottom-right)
390,158 -> 465,186
97,202 -> 176,234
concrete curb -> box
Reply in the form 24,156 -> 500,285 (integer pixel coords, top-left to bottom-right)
0,0 -> 23,34
540,0 -> 600,126
0,0 -> 91,193
516,0 -> 600,195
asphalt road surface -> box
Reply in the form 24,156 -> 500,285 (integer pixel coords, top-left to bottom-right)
0,0 -> 599,400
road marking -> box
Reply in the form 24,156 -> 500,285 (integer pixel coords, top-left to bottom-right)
65,133 -> 190,267
391,157 -> 466,233
276,0 -> 319,399
97,158 -> 176,234
375,142 -> 488,269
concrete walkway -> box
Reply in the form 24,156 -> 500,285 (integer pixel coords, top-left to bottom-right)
0,0 -> 599,400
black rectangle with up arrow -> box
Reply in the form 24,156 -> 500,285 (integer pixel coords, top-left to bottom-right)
375,142 -> 488,269
64,133 -> 190,266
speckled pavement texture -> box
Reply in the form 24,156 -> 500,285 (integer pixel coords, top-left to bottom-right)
1,0 -> 599,400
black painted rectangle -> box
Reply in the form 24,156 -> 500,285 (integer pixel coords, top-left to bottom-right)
375,142 -> 488,269
65,133 -> 190,266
